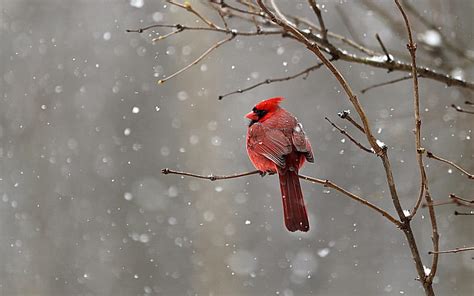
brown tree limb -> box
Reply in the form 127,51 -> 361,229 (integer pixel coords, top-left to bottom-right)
422,194 -> 474,209
395,0 -> 427,222
338,110 -> 365,133
454,211 -> 474,216
395,0 -> 438,288
375,33 -> 393,63
218,62 -> 326,100
451,104 -> 474,114
308,0 -> 327,41
429,246 -> 474,255
161,168 -> 260,180
426,151 -> 473,179
161,168 -> 401,227
325,117 -> 373,153
157,34 -> 236,84
360,75 -> 415,94
167,0 -> 217,29
126,23 -> 284,37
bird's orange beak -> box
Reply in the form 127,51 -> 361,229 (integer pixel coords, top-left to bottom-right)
245,111 -> 258,121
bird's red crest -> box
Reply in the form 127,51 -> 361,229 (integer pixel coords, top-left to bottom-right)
255,97 -> 284,111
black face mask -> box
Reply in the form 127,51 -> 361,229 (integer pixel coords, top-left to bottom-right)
248,107 -> 268,126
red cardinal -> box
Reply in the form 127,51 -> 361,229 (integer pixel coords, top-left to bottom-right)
246,97 -> 314,232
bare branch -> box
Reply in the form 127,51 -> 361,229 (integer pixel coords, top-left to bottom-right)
395,0 -> 428,219
126,23 -> 284,37
395,0 -> 438,285
292,15 -> 376,56
161,168 -> 260,180
375,33 -> 393,64
308,0 -> 328,41
152,28 -> 184,42
426,151 -> 474,179
338,110 -> 365,134
158,34 -> 236,84
299,174 -> 401,227
361,75 -> 414,94
340,50 -> 474,90
209,1 -> 230,29
450,194 -> 474,205
325,117 -> 373,153
454,211 -> 474,216
429,246 -> 474,255
422,194 -> 474,208
167,0 -> 217,28
218,0 -> 263,17
218,62 -> 326,100
161,168 -> 401,227
451,104 -> 474,114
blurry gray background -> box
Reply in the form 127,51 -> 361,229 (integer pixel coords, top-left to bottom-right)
1,0 -> 473,295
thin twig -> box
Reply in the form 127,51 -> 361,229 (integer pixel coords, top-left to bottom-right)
429,246 -> 474,255
157,34 -> 236,84
325,117 -> 373,153
167,0 -> 217,28
308,0 -> 327,41
360,75 -> 414,94
395,0 -> 428,221
395,0 -> 438,287
152,28 -> 184,42
209,2 -> 230,29
454,211 -> 474,216
426,151 -> 474,179
451,104 -> 474,114
161,168 -> 260,180
219,0 -> 263,17
161,168 -> 401,226
291,15 -> 376,56
338,110 -> 365,134
422,194 -> 474,208
218,62 -> 326,100
375,33 -> 392,63
299,174 -> 401,226
126,23 -> 284,37
450,194 -> 474,204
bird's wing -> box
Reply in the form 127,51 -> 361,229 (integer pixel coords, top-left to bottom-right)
248,124 -> 292,168
292,122 -> 314,163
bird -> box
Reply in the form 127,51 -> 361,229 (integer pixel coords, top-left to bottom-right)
245,97 -> 314,232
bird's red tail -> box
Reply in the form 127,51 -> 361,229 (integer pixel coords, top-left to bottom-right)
278,169 -> 309,232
